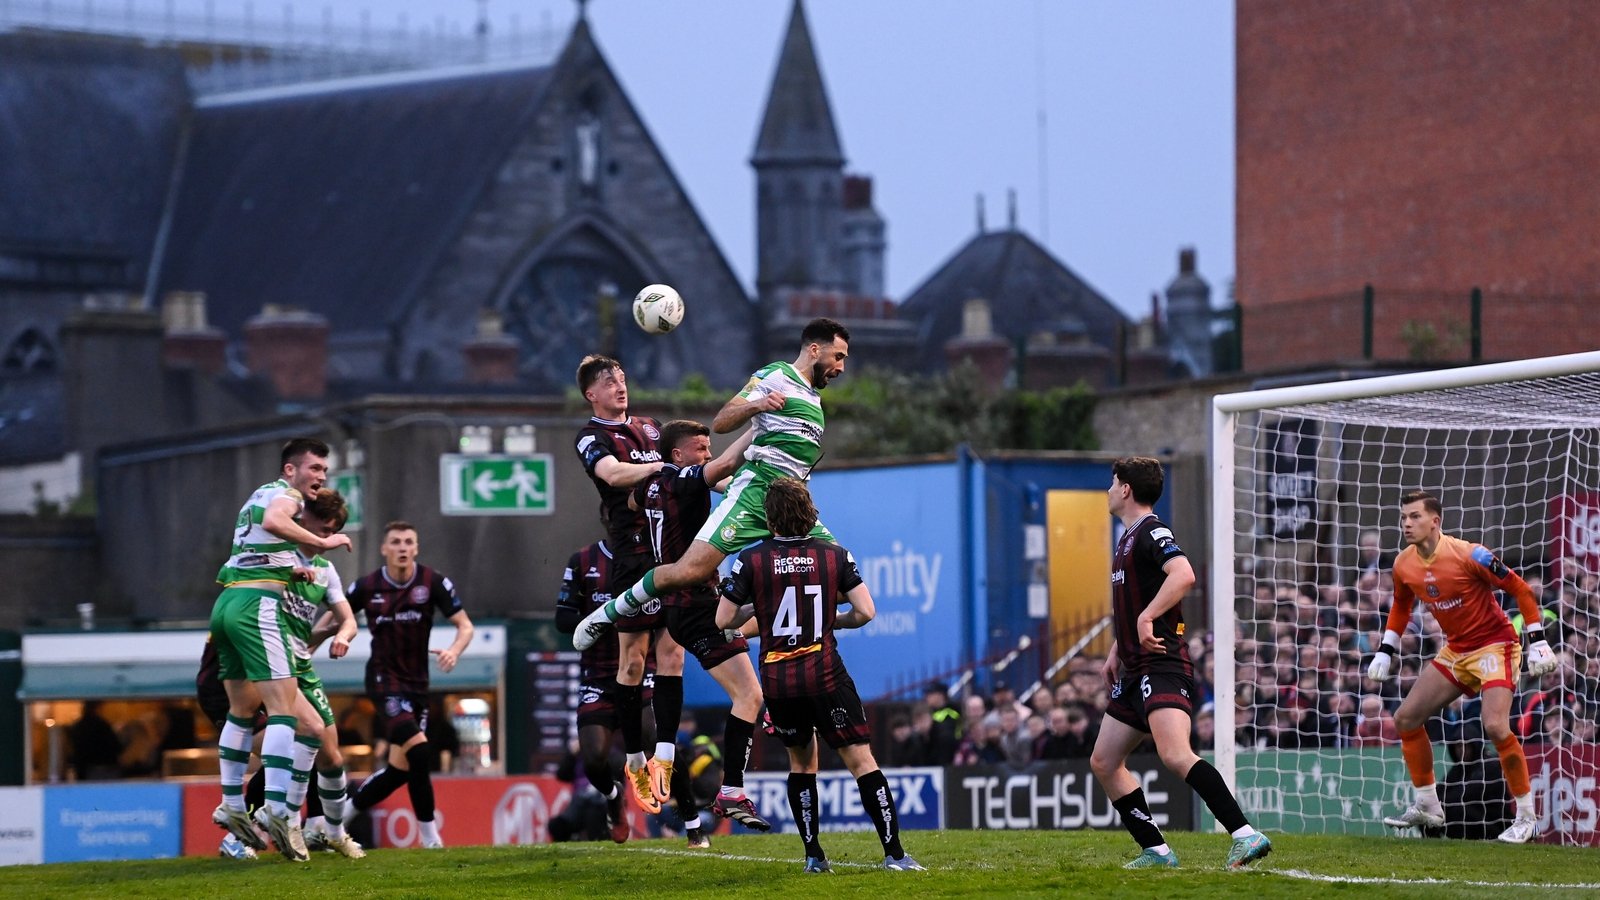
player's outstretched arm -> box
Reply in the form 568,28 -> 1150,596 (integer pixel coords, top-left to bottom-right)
704,428 -> 756,488
264,494 -> 351,552
1475,548 -> 1557,674
593,454 -> 662,489
712,387 -> 784,433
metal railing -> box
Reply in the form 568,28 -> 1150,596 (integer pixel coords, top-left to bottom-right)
1020,614 -> 1112,706
870,612 -> 1114,705
1229,287 -> 1599,373
0,0 -> 563,94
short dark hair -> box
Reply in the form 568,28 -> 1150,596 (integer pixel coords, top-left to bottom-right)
281,437 -> 330,469
383,520 -> 417,537
659,419 -> 710,454
800,317 -> 849,348
1111,456 -> 1164,505
764,477 -> 818,538
304,488 -> 348,532
1401,489 -> 1442,516
576,354 -> 622,391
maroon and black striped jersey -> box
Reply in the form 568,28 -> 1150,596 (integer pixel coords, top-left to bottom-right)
557,541 -> 624,681
1111,515 -> 1192,677
575,415 -> 662,557
347,564 -> 464,694
633,462 -> 717,608
721,535 -> 864,699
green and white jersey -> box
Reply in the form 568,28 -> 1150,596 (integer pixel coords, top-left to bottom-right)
737,361 -> 824,478
216,478 -> 304,586
281,552 -> 348,660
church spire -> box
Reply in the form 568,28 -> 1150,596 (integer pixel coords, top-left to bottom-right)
752,0 -> 844,166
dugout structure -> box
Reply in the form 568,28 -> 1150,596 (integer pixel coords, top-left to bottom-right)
1210,351 -> 1600,846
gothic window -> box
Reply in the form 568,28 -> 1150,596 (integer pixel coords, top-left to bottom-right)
2,328 -> 56,373
503,227 -> 683,392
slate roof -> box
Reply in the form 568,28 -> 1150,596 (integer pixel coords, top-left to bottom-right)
899,229 -> 1131,367
0,32 -> 189,285
156,61 -> 555,337
751,0 -> 843,166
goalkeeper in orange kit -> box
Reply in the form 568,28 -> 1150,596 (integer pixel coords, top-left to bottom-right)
1367,490 -> 1557,843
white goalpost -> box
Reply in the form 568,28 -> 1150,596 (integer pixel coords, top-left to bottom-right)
1210,351 -> 1600,847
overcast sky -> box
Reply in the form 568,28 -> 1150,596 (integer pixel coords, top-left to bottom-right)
15,0 -> 1234,317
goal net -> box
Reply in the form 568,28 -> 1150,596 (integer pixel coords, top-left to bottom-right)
1210,351 -> 1600,847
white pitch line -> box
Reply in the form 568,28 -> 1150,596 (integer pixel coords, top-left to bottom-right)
1273,868 -> 1600,891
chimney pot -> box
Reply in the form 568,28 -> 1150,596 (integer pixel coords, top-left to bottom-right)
843,175 -> 873,210
464,308 -> 520,385
244,306 -> 329,399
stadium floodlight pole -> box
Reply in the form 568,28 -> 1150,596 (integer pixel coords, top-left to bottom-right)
1208,349 -> 1600,808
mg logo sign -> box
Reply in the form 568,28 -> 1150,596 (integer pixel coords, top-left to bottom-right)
493,783 -> 559,845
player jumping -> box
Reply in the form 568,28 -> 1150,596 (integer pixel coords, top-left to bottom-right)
632,420 -> 769,829
208,438 -> 352,860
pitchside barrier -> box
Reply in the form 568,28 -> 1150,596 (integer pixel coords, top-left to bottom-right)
0,756 -> 1192,864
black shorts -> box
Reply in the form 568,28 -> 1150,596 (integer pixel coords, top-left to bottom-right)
765,674 -> 871,750
666,594 -> 749,671
576,674 -> 656,731
609,552 -> 666,633
197,671 -> 231,730
1104,670 -> 1196,734
373,691 -> 430,745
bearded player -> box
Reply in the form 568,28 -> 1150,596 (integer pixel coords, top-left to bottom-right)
1370,490 -> 1556,843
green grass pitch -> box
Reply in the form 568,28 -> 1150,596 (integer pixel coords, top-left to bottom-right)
2,830 -> 1595,898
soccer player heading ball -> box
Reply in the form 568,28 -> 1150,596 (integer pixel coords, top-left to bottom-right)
1370,490 -> 1557,843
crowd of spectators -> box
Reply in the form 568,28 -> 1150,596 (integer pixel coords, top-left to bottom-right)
879,551 -> 1600,768
882,659 -> 1125,767
1229,551 -> 1600,752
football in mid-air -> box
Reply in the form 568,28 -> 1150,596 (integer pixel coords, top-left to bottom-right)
632,283 -> 684,334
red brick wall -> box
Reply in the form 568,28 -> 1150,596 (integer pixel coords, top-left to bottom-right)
1237,0 -> 1600,364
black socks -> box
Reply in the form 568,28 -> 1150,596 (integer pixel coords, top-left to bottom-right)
1112,787 -> 1166,849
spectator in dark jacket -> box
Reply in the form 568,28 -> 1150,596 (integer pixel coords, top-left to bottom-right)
1035,704 -> 1096,760
923,682 -> 962,765
69,701 -> 122,781
1425,723 -> 1513,840
887,713 -> 929,766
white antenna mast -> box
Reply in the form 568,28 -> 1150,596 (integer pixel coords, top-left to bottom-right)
1034,0 -> 1050,245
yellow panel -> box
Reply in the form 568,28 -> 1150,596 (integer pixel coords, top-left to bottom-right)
1047,490 -> 1112,655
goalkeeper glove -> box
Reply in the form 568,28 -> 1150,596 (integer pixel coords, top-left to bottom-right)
1367,629 -> 1401,681
1525,626 -> 1557,676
